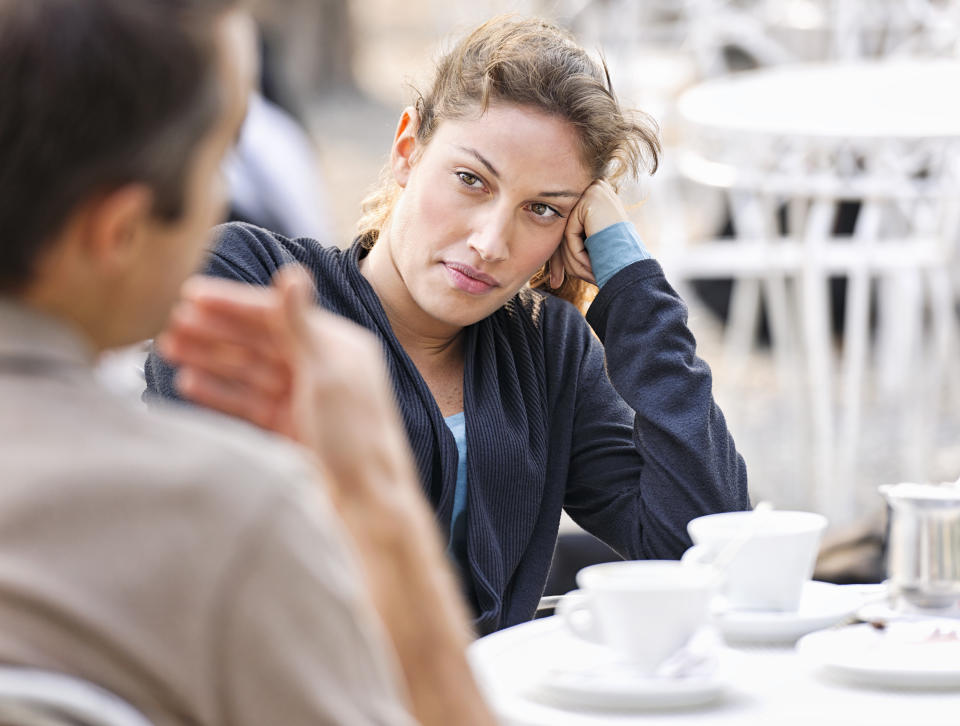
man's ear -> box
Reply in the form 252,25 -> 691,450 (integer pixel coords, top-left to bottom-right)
81,184 -> 155,273
390,106 -> 420,188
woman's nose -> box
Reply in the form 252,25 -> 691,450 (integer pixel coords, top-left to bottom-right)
467,208 -> 511,262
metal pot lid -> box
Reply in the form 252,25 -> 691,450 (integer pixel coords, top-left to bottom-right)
879,482 -> 960,505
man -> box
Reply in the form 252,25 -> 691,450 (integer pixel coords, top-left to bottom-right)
0,1 -> 495,724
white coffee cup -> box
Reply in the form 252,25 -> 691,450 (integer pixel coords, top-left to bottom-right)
556,560 -> 718,675
683,510 -> 827,612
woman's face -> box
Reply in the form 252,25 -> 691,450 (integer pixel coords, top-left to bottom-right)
377,102 -> 594,330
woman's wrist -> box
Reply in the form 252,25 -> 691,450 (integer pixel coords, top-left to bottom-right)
583,221 -> 652,288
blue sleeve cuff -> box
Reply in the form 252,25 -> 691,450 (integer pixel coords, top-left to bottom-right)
583,221 -> 652,289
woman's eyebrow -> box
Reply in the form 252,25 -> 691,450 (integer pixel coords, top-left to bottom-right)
456,145 -> 500,178
454,145 -> 582,199
538,190 -> 581,199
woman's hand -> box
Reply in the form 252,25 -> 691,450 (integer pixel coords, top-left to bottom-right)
549,179 -> 630,288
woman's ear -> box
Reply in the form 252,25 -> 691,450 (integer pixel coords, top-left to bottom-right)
390,106 -> 420,188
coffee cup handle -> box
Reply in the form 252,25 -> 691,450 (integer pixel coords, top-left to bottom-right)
556,589 -> 602,644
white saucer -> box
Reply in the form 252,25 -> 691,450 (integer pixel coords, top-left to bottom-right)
713,581 -> 863,644
797,620 -> 960,688
529,659 -> 726,710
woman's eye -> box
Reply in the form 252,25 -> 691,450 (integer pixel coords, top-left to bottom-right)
529,202 -> 560,218
456,171 -> 483,188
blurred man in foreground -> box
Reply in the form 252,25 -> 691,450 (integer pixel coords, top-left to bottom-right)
0,1 -> 494,724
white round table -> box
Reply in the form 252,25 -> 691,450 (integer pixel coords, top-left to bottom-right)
677,61 -> 960,140
469,613 -> 960,725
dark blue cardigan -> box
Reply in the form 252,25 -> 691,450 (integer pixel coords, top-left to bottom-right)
146,223 -> 750,635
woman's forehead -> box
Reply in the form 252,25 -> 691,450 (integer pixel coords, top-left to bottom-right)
427,104 -> 593,185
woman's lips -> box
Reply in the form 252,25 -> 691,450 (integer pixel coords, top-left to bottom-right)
443,262 -> 500,295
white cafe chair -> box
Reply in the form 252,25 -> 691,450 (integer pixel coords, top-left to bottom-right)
669,62 -> 960,524
0,667 -> 152,726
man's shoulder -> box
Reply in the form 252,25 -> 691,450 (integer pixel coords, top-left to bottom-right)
127,395 -> 316,502
0,374 -> 339,610
5,374 -> 319,523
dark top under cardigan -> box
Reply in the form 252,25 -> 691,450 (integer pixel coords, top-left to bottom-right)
146,223 -> 750,635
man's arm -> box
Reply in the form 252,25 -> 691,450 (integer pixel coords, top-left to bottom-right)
157,267 -> 497,726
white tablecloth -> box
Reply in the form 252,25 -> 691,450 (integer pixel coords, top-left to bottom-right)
469,611 -> 960,725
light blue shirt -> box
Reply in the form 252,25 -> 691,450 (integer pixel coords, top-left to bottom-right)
584,220 -> 651,288
445,412 -> 469,576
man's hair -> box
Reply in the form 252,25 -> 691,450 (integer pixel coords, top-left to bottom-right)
0,0 -> 239,292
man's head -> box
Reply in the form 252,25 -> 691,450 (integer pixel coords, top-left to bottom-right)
0,0 -> 255,349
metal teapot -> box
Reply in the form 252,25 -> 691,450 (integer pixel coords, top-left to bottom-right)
880,482 -> 960,611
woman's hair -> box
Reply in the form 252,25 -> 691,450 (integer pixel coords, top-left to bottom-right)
357,14 -> 661,309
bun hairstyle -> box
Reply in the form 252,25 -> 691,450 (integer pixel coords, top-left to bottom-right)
358,14 -> 660,308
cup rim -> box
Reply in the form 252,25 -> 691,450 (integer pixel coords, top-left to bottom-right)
575,560 -> 719,592
687,509 -> 827,540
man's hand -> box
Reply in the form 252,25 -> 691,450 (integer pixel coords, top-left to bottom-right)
157,265 -> 418,508
157,272 -> 297,438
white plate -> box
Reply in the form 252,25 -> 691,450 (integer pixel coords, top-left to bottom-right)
797,620 -> 960,688
713,581 -> 863,643
530,660 -> 726,711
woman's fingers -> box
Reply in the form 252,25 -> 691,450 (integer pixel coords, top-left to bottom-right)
578,179 -> 629,238
548,247 -> 565,289
560,229 -> 596,283
548,179 -> 630,285
553,198 -> 595,285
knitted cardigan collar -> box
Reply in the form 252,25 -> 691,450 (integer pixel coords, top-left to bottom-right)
336,242 -> 548,634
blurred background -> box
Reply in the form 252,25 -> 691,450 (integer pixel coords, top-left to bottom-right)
108,0 -> 960,579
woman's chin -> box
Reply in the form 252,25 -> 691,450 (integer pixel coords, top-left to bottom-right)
417,295 -> 501,329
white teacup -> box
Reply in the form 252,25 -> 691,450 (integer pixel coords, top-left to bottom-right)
556,560 -> 718,675
683,510 -> 827,612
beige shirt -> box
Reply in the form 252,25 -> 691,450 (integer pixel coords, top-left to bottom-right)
0,300 -> 416,726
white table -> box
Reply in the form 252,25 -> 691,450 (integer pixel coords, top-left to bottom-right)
667,60 -> 960,524
469,613 -> 960,726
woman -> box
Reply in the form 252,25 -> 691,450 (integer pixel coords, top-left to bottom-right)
147,15 -> 750,634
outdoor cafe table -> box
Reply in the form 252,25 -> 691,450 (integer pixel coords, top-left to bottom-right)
468,593 -> 960,725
